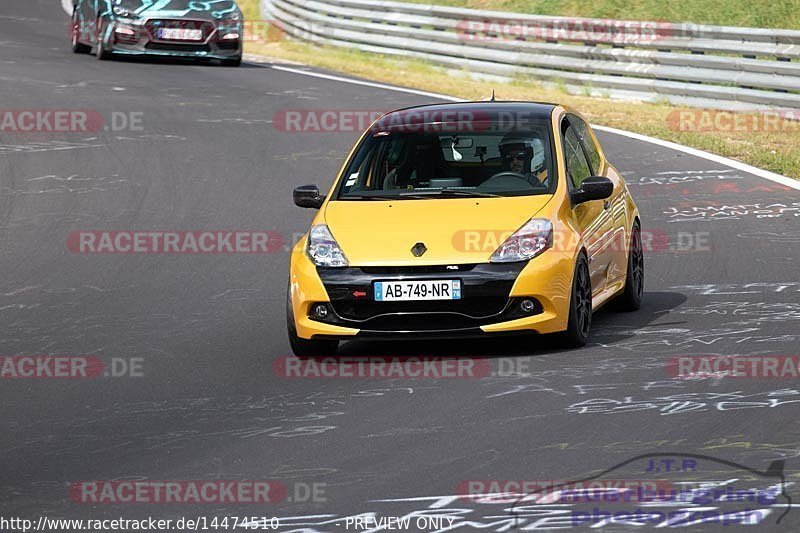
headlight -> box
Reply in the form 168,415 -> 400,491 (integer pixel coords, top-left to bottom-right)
112,6 -> 135,17
307,225 -> 348,267
115,17 -> 143,25
489,218 -> 552,263
219,11 -> 242,22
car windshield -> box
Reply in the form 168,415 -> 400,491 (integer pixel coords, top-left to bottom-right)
336,121 -> 555,199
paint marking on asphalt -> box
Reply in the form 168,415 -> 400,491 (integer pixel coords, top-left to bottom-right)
270,65 -> 800,191
592,125 -> 800,191
56,0 -> 799,194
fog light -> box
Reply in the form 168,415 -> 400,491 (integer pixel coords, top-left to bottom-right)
520,299 -> 537,314
115,26 -> 135,36
312,303 -> 329,319
222,32 -> 240,40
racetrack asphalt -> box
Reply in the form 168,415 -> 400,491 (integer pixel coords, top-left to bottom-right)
1,1 -> 799,531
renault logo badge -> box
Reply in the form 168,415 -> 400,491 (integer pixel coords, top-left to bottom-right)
411,242 -> 427,257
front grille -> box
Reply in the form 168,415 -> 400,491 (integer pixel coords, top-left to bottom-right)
352,313 -> 497,331
360,264 -> 477,275
316,263 -> 529,332
217,40 -> 239,50
144,19 -> 216,42
331,296 -> 508,322
145,43 -> 211,52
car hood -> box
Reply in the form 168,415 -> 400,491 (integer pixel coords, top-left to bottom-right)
323,195 -> 554,266
112,0 -> 240,19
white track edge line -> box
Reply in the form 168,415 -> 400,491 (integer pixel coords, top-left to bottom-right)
271,64 -> 800,190
56,0 -> 800,190
592,125 -> 800,190
270,64 -> 463,102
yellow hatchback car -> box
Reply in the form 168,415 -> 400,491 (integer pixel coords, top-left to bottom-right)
287,102 -> 643,355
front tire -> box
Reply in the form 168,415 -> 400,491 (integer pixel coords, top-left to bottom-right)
616,222 -> 644,311
286,288 -> 338,357
71,9 -> 91,53
221,56 -> 242,67
559,254 -> 592,348
95,19 -> 113,60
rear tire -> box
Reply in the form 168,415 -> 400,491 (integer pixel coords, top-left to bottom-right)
71,9 -> 91,54
559,254 -> 592,348
616,222 -> 644,311
286,287 -> 338,357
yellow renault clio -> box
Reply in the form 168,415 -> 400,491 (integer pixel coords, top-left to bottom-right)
287,102 -> 642,355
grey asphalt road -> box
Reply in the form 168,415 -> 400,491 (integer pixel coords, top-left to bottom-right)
1,1 -> 799,531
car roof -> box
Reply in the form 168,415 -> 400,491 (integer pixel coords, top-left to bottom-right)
376,101 -> 558,126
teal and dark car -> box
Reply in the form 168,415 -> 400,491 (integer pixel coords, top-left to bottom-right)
70,0 -> 243,66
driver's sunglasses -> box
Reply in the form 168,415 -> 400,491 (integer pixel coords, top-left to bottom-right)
503,151 -> 528,162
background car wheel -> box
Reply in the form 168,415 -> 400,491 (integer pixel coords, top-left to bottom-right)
559,254 -> 592,348
71,9 -> 91,54
95,19 -> 112,60
221,56 -> 242,67
616,222 -> 644,311
286,287 -> 338,357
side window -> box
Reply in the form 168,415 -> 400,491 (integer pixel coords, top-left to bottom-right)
562,124 -> 592,190
568,114 -> 603,175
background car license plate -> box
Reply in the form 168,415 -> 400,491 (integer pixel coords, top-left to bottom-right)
159,28 -> 203,41
374,280 -> 461,301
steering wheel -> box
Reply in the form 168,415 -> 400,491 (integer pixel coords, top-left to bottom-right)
479,171 -> 535,189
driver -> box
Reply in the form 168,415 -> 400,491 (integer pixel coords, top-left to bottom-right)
498,132 -> 548,185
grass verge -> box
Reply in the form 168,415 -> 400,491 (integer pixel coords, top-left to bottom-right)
239,1 -> 800,178
376,0 -> 800,29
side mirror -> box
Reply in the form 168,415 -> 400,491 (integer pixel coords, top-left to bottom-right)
293,185 -> 325,209
571,176 -> 613,205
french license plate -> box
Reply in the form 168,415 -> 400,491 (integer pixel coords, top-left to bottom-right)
158,28 -> 203,41
374,280 -> 461,301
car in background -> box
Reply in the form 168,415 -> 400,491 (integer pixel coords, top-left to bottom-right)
286,102 -> 644,355
70,0 -> 243,66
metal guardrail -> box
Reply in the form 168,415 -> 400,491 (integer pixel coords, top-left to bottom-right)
262,0 -> 800,109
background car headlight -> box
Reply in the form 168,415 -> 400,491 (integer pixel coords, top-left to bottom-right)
217,10 -> 242,22
489,218 -> 553,263
112,6 -> 136,17
307,225 -> 348,267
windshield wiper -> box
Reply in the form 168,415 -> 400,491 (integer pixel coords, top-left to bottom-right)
341,190 -> 502,200
435,190 -> 503,198
340,195 -> 402,201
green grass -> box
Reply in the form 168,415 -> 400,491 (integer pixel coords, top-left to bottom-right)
239,0 -> 800,29
238,0 -> 800,178
396,0 -> 800,29
246,39 -> 800,178
239,0 -> 260,21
